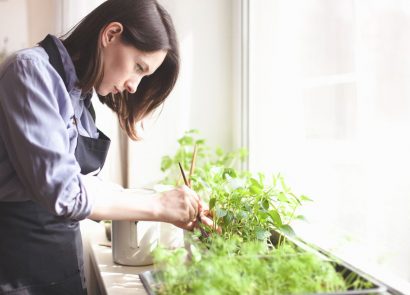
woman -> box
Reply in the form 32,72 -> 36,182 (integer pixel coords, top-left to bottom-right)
0,0 -> 211,294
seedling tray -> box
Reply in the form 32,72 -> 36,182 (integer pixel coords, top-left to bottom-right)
139,235 -> 391,295
139,263 -> 387,295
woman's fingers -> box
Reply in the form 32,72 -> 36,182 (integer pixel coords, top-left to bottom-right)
159,185 -> 223,233
199,211 -> 222,234
177,220 -> 196,231
166,185 -> 200,227
201,209 -> 213,218
181,185 -> 199,221
199,214 -> 213,227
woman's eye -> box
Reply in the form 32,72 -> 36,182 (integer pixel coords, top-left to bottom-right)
136,64 -> 144,73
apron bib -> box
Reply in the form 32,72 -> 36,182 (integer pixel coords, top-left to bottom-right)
0,35 -> 111,294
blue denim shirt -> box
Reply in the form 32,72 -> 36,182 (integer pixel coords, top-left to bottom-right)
0,36 -> 97,220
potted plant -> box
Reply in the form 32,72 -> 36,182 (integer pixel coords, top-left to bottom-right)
140,130 -> 390,295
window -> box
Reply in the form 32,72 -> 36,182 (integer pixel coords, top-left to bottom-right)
247,0 -> 410,289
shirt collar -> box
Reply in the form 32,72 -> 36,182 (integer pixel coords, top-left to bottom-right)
49,35 -> 92,120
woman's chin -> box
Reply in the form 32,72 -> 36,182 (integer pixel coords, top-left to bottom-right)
96,88 -> 108,96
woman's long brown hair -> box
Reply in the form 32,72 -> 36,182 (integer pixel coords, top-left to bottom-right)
62,0 -> 179,140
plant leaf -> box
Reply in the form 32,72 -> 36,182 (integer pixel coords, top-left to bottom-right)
178,136 -> 194,146
295,215 -> 307,221
277,192 -> 289,203
300,195 -> 313,202
223,213 -> 234,223
262,199 -> 270,210
196,139 -> 206,145
256,229 -> 270,240
215,207 -> 227,218
223,168 -> 237,179
250,178 -> 262,189
160,156 -> 173,172
209,197 -> 216,210
250,185 -> 262,194
279,224 -> 296,237
269,210 -> 283,227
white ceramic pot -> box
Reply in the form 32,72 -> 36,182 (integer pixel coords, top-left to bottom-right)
112,220 -> 160,266
111,188 -> 184,266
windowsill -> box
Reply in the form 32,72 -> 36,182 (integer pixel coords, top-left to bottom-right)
81,220 -> 152,295
81,219 -> 409,294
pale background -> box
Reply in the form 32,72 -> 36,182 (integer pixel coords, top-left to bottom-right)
0,0 -> 409,293
248,0 -> 410,292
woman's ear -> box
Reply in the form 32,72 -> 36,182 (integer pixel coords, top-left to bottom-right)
101,22 -> 124,48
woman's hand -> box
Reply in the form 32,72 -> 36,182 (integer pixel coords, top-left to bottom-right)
197,199 -> 222,234
88,183 -> 222,234
158,185 -> 200,230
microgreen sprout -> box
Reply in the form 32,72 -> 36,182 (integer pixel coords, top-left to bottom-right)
153,130 -> 374,294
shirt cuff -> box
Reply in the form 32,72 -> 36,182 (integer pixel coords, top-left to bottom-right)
79,175 -> 124,219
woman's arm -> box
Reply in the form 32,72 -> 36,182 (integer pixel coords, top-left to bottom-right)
0,57 -> 92,220
87,185 -> 200,230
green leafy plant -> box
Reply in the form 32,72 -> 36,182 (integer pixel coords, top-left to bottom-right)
152,130 -> 374,295
206,171 -> 311,242
161,129 -> 247,189
160,130 -> 308,240
153,236 -> 348,295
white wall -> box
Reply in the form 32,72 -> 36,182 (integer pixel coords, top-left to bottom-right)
127,0 -> 235,188
26,0 -> 57,45
58,0 -> 105,33
0,0 -> 59,54
0,0 -> 29,54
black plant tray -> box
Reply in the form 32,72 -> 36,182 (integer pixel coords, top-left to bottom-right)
139,266 -> 386,295
139,234 -> 400,295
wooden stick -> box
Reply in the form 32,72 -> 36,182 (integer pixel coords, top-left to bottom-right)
178,161 -> 209,238
178,162 -> 189,187
188,144 -> 197,186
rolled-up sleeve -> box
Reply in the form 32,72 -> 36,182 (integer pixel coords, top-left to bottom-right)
0,57 -> 93,220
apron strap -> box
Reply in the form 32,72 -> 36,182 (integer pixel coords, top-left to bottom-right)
38,34 -> 110,175
39,34 -> 68,90
39,34 -> 96,123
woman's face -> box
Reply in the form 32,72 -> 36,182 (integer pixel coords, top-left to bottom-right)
97,23 -> 167,96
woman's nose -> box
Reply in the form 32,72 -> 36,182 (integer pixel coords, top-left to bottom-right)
125,77 -> 140,94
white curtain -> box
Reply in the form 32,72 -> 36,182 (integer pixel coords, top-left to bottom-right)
249,0 -> 410,290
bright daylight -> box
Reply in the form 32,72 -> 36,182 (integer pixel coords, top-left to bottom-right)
0,0 -> 409,294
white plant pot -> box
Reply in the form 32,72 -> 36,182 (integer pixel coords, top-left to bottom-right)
111,188 -> 184,266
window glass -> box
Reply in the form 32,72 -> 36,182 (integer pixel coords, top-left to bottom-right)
249,0 -> 410,287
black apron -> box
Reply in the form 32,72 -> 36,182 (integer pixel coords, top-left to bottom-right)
0,35 -> 111,294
